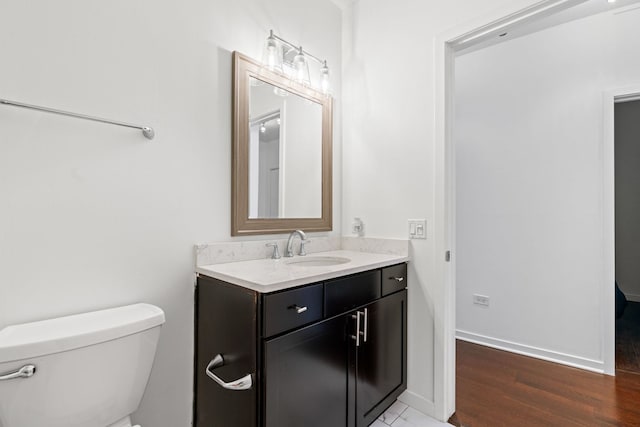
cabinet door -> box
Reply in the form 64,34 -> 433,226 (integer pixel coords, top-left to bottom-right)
356,289 -> 407,427
264,315 -> 349,427
195,277 -> 258,427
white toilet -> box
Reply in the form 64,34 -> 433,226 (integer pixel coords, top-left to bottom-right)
0,303 -> 165,427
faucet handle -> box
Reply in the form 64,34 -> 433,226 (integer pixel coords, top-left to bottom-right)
299,239 -> 311,256
266,242 -> 281,259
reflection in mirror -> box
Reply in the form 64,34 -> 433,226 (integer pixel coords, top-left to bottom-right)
232,52 -> 332,236
249,109 -> 281,218
248,78 -> 322,219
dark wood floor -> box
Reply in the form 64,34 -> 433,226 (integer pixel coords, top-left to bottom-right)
454,340 -> 640,426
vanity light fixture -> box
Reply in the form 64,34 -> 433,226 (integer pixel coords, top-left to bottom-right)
262,30 -> 331,95
263,31 -> 283,72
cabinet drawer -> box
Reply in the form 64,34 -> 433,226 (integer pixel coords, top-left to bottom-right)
325,270 -> 381,317
263,283 -> 324,337
382,264 -> 407,296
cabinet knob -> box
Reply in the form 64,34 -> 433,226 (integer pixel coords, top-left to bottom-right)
391,276 -> 404,282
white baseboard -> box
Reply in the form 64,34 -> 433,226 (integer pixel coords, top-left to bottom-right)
456,330 -> 604,374
624,293 -> 640,303
398,390 -> 436,420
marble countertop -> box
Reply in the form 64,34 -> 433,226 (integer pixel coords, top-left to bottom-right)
196,250 -> 409,293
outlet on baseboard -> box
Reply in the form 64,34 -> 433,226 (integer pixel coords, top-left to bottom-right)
473,294 -> 490,307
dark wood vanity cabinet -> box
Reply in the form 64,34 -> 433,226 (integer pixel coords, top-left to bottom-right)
194,264 -> 407,427
264,314 -> 349,426
355,289 -> 407,427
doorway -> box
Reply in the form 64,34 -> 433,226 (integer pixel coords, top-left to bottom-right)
614,98 -> 640,373
450,0 -> 637,376
436,0 -> 640,419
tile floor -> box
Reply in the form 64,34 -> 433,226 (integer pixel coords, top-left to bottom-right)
369,401 -> 453,427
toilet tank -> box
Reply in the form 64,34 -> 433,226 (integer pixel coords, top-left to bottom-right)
0,303 -> 165,427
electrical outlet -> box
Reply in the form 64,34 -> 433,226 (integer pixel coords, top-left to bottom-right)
473,294 -> 490,307
352,217 -> 364,236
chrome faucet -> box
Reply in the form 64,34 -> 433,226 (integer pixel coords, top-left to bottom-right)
285,230 -> 307,257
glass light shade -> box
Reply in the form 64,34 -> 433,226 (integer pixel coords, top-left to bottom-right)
320,61 -> 330,95
293,48 -> 311,86
262,32 -> 283,72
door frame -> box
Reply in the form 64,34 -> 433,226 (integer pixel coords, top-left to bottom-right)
434,0 -> 594,419
602,85 -> 640,375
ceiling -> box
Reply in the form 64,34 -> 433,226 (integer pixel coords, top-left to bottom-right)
457,0 -> 640,55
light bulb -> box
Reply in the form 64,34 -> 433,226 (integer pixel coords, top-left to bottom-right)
293,47 -> 310,85
262,30 -> 282,72
320,61 -> 330,94
294,52 -> 305,77
260,122 -> 266,133
266,39 -> 277,70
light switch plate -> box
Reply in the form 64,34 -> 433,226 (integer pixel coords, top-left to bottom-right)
408,219 -> 427,239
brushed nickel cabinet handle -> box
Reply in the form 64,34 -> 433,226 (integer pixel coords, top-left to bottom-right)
350,312 -> 362,347
289,304 -> 308,314
205,354 -> 252,391
391,277 -> 404,282
363,308 -> 368,343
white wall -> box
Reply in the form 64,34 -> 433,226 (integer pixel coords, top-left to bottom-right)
0,1 -> 341,426
616,100 -> 640,301
341,0 -> 543,419
455,6 -> 640,370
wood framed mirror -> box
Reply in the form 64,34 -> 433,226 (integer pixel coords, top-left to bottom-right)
232,52 -> 332,236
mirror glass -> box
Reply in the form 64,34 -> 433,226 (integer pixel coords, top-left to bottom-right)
248,78 -> 322,219
232,52 -> 332,236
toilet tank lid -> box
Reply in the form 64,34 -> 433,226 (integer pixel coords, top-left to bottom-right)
0,303 -> 165,364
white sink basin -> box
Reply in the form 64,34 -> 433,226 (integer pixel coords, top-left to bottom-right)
285,256 -> 351,267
